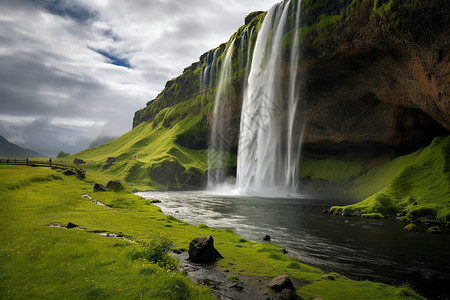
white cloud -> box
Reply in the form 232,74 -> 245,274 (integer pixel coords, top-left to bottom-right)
0,0 -> 277,155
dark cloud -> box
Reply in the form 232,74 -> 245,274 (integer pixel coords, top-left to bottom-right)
43,0 -> 99,23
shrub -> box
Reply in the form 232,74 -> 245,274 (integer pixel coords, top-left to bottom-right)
129,235 -> 177,270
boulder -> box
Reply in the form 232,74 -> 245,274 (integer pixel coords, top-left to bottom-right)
93,183 -> 106,192
67,222 -> 77,229
188,235 -> 223,263
73,158 -> 86,165
279,288 -> 302,300
268,275 -> 295,293
106,180 -> 124,192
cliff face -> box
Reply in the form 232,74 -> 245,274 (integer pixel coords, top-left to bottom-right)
133,0 -> 449,158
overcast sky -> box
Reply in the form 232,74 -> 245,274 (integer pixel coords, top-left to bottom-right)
0,0 -> 276,156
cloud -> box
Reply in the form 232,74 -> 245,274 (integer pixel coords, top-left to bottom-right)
0,0 -> 277,156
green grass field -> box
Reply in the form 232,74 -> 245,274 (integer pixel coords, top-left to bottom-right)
0,165 -> 424,299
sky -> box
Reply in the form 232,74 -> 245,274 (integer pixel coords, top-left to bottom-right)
0,0 -> 277,157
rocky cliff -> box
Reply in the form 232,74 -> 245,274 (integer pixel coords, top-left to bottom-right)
133,0 -> 449,158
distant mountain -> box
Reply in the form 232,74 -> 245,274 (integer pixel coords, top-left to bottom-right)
0,135 -> 45,158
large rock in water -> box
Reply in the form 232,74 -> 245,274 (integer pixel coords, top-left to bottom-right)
188,235 -> 223,263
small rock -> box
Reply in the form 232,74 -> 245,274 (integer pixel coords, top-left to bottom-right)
63,170 -> 76,176
229,282 -> 243,291
322,274 -> 335,280
106,180 -> 124,192
263,235 -> 271,241
404,223 -> 419,232
282,248 -> 288,254
106,157 -> 116,163
73,158 -> 86,165
93,183 -> 107,192
278,288 -> 302,300
322,209 -> 330,214
355,211 -> 363,217
341,212 -> 352,217
188,235 -> 223,263
427,226 -> 442,235
268,275 -> 295,293
67,222 -> 77,229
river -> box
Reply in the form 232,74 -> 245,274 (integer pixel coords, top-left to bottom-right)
136,191 -> 450,299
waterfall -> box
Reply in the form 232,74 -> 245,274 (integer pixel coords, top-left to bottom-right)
236,0 -> 303,196
208,0 -> 304,196
207,40 -> 235,188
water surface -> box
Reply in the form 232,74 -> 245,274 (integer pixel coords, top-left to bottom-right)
137,191 -> 450,298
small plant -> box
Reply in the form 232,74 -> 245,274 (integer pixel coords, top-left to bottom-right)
227,275 -> 239,282
129,234 -> 177,270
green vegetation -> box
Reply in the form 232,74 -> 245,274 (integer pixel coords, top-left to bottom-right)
328,136 -> 450,223
0,165 -> 423,299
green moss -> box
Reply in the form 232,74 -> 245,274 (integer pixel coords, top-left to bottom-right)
404,223 -> 419,232
227,275 -> 239,282
330,136 -> 450,222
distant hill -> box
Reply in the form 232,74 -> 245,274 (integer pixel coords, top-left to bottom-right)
0,135 -> 45,158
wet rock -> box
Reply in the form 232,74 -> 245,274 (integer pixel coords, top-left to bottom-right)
322,209 -> 330,214
355,211 -> 363,217
106,180 -> 124,192
188,235 -> 223,263
282,249 -> 288,254
279,288 -> 302,300
73,158 -> 86,165
322,274 -> 335,280
93,183 -> 106,192
404,223 -> 419,232
63,170 -> 76,176
427,226 -> 442,235
268,275 -> 295,293
263,234 -> 271,241
67,222 -> 77,229
341,212 -> 352,217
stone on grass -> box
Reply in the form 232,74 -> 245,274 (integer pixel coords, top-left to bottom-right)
63,170 -> 76,176
268,275 -> 295,293
93,183 -> 107,192
106,157 -> 116,163
106,180 -> 124,192
73,158 -> 86,164
188,235 -> 223,263
67,222 -> 77,229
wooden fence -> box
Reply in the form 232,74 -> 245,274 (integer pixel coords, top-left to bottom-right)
0,159 -> 86,178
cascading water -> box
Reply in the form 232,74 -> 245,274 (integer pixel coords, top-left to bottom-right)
236,0 -> 304,196
207,40 -> 236,188
208,0 -> 304,196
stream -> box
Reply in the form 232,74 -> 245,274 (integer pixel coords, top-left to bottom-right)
136,191 -> 450,299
